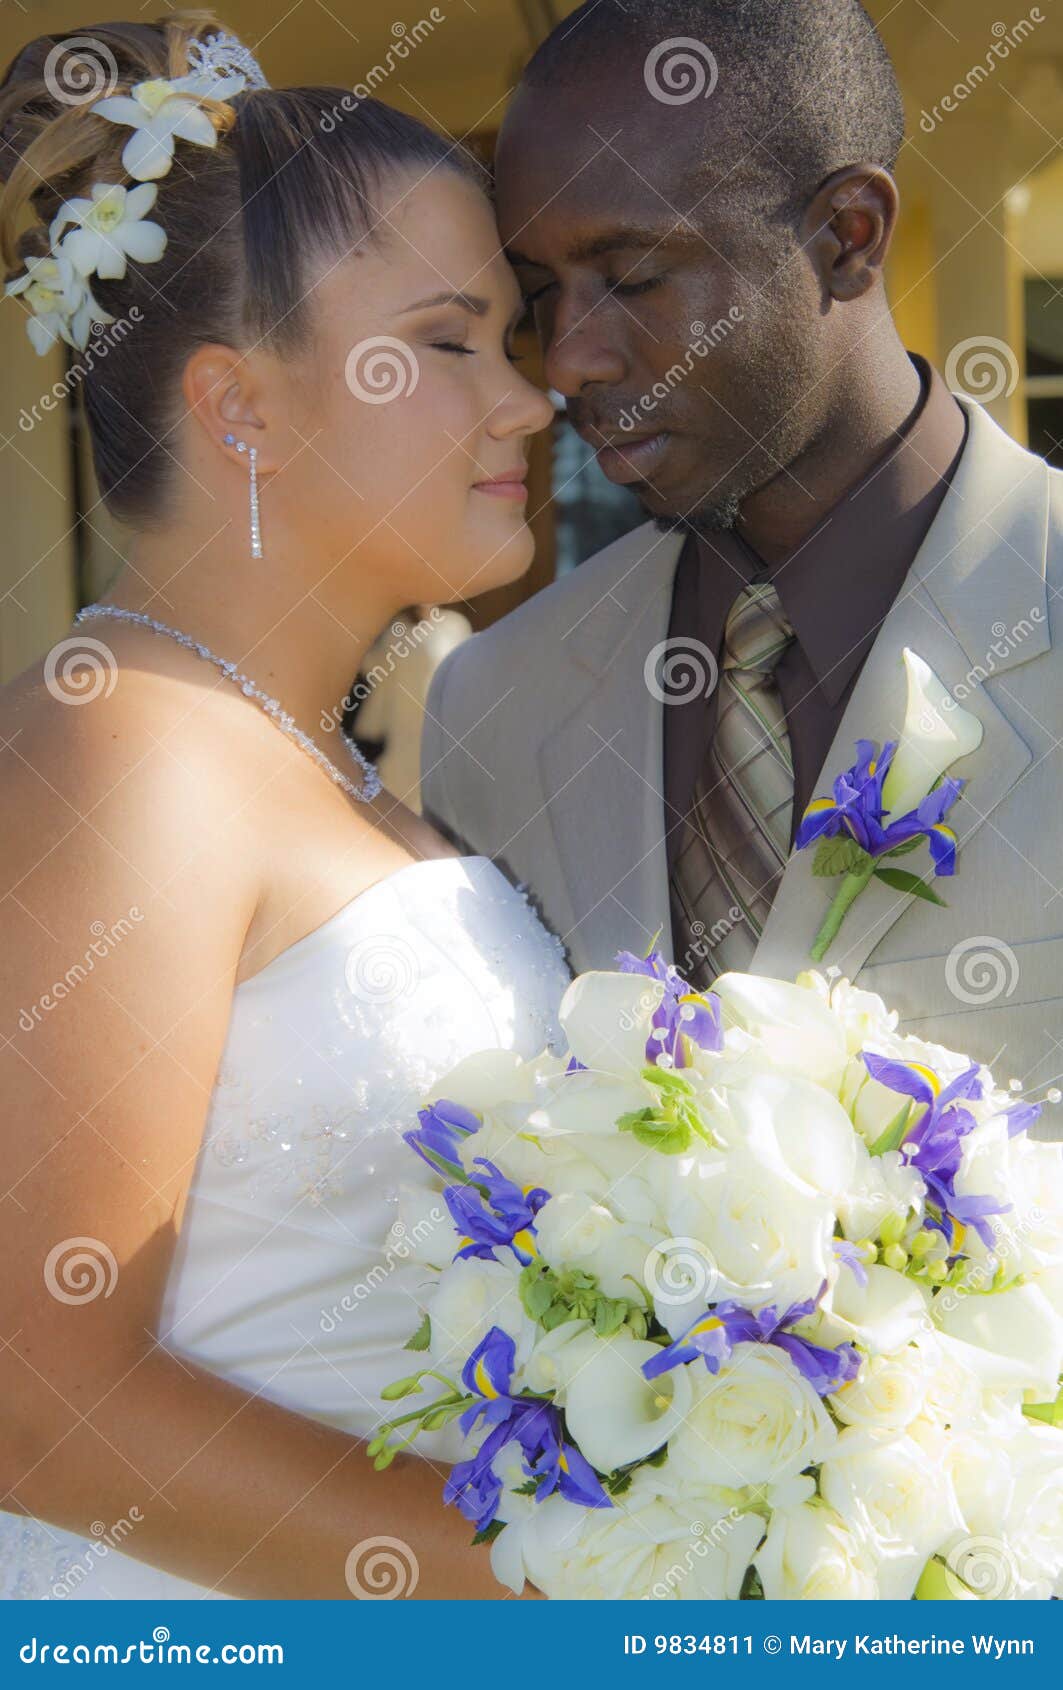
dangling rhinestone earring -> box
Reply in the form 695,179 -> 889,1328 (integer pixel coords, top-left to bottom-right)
224,433 -> 263,559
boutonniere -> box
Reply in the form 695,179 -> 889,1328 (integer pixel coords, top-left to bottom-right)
795,648 -> 984,962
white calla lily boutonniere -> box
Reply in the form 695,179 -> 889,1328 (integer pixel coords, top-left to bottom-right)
795,648 -> 984,962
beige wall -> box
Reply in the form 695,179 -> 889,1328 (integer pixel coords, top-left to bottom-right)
3,0 -> 1063,680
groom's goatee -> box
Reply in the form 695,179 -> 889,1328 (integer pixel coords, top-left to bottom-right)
651,497 -> 742,538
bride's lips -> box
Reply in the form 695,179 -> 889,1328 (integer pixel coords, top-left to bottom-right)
472,467 -> 529,502
588,430 -> 672,486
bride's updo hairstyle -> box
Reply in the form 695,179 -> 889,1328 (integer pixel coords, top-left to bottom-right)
0,11 -> 481,526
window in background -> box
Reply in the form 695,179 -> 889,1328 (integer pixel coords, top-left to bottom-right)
1024,277 -> 1063,468
550,399 -> 645,577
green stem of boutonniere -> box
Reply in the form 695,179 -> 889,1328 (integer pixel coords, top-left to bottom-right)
809,861 -> 877,962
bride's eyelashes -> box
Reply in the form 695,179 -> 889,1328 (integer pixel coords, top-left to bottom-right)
428,338 -> 525,364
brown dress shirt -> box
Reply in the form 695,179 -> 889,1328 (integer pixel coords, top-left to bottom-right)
664,356 -> 969,960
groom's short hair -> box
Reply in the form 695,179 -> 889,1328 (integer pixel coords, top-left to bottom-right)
522,0 -> 905,209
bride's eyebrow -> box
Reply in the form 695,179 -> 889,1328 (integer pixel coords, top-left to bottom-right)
398,289 -> 490,315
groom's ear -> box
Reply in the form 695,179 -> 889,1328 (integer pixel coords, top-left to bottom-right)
802,165 -> 899,304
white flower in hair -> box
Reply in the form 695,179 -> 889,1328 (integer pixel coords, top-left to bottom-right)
93,70 -> 246,181
50,183 -> 166,281
4,251 -> 113,354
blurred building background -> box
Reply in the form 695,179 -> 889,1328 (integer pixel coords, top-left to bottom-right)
3,0 -> 1063,720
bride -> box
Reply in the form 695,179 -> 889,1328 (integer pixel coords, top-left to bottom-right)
0,13 -> 566,1599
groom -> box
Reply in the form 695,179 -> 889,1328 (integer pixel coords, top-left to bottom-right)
421,0 -> 1063,1094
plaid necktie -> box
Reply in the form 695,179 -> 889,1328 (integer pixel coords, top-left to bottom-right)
670,579 -> 797,985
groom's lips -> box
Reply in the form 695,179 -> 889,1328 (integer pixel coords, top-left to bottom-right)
580,427 -> 672,486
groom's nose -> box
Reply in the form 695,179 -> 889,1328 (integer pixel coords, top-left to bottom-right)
541,296 -> 628,398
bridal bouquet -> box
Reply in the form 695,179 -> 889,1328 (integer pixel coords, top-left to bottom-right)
370,947 -> 1063,1600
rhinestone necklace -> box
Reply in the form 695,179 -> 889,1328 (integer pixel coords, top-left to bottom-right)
75,604 -> 383,804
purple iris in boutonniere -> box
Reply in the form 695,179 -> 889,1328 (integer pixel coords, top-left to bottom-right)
795,649 -> 983,962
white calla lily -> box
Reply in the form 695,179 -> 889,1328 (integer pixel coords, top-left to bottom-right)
94,71 -> 245,181
816,1263 -> 930,1355
50,183 -> 166,281
933,1281 -> 1063,1400
561,1334 -> 693,1473
880,647 -> 984,820
557,970 -> 665,1078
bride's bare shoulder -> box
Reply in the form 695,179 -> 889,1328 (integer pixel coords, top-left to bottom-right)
0,632 -> 265,940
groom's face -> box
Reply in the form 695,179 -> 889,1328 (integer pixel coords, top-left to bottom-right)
494,84 -> 828,530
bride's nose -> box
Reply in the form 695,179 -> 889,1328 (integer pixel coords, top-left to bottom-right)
484,371 -> 556,440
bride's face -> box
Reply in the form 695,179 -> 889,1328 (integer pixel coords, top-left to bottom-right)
275,167 -> 555,608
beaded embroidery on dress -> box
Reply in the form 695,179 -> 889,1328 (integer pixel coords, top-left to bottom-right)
0,855 -> 571,1599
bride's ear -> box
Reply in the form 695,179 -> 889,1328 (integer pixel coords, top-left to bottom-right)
183,344 -> 276,470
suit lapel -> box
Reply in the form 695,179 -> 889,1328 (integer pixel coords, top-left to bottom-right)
753,401 -> 1051,981
537,525 -> 683,970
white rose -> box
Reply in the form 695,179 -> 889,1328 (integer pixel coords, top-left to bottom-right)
829,1343 -> 932,1433
532,1191 -> 655,1302
837,1142 -> 925,1242
665,1141 -> 835,1315
712,973 -> 848,1091
669,1344 -> 837,1489
1004,1420 -> 1063,1590
713,1071 -> 858,1205
755,1501 -> 879,1599
521,1463 -> 765,1600
797,972 -> 897,1055
425,1256 -> 536,1375
819,1427 -> 965,1598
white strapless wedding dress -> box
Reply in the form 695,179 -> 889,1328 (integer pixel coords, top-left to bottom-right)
0,856 -> 571,1600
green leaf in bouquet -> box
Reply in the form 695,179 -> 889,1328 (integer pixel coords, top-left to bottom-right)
868,1100 -> 914,1158
521,1263 -> 557,1321
641,1064 -> 695,1096
604,1469 -> 635,1497
812,837 -> 873,879
403,1312 -> 432,1352
873,866 -> 947,906
618,1107 -> 694,1155
512,1476 -> 547,1497
593,1297 -> 629,1338
1023,1383 -> 1063,1428
471,1519 -> 507,1546
644,1443 -> 669,1468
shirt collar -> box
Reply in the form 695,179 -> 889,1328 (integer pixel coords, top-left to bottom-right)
694,356 -> 969,706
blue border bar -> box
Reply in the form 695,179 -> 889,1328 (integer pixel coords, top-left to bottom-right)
3,1599 -> 1057,1682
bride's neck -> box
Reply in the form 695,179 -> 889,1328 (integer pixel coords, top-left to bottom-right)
97,522 -> 406,752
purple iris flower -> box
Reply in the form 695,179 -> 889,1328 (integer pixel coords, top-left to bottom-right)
444,1328 -> 611,1527
861,1052 -> 1014,1250
403,1097 -> 481,1175
641,1293 -> 860,1397
795,738 -> 965,876
615,945 -> 724,1068
443,1158 -> 549,1267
